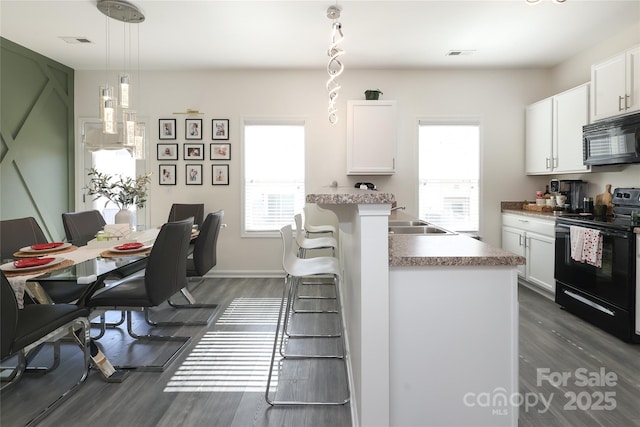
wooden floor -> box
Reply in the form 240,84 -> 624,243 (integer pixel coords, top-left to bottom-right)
1,278 -> 639,426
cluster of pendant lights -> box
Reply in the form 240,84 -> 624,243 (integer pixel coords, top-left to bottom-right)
326,5 -> 344,125
97,0 -> 145,159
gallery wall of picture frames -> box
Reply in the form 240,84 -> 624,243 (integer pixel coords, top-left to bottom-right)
156,118 -> 230,186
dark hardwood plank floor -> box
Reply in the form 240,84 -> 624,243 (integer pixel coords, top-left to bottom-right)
518,284 -> 640,427
2,278 -> 639,426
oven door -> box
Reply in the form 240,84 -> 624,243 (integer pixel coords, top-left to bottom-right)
555,222 -> 633,309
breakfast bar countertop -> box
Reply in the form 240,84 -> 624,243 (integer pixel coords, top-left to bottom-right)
306,186 -> 395,205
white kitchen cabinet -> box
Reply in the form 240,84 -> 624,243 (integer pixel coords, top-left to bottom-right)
591,45 -> 640,121
525,83 -> 590,175
502,213 -> 556,295
347,100 -> 397,175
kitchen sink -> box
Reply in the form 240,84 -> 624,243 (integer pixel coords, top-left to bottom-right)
388,220 -> 429,227
388,225 -> 457,235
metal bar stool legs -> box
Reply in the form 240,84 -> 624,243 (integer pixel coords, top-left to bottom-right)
265,274 -> 350,406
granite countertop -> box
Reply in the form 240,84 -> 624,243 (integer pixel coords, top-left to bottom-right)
389,233 -> 525,267
388,211 -> 525,267
306,186 -> 395,205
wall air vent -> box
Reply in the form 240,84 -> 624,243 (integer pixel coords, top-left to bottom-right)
60,37 -> 93,44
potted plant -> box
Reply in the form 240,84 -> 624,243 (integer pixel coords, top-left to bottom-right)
86,168 -> 152,226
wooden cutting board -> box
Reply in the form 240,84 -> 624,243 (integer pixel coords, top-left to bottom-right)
595,184 -> 613,214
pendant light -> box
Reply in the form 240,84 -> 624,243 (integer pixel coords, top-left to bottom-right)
97,0 -> 146,158
326,5 -> 344,125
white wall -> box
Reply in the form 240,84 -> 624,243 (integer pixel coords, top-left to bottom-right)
76,68 -> 553,274
74,21 -> 639,274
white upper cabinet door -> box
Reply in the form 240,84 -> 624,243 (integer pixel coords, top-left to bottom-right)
554,83 -> 590,173
347,100 -> 397,175
591,45 -> 640,121
525,97 -> 553,174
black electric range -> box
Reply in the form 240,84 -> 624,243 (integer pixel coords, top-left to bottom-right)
554,188 -> 639,342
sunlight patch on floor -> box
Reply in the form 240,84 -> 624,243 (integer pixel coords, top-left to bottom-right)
164,298 -> 283,393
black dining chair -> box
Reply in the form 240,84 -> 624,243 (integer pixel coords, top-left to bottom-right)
1,272 -> 91,426
0,217 -> 48,261
167,203 -> 204,228
86,218 -> 193,371
0,217 -> 86,304
166,210 -> 223,323
62,209 -> 106,246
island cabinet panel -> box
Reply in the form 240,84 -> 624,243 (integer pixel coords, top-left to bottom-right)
347,100 -> 397,175
389,266 -> 519,427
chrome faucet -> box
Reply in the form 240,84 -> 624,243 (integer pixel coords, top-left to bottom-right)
391,206 -> 406,211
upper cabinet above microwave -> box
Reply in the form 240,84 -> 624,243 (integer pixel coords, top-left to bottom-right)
525,83 -> 591,175
347,100 -> 397,175
591,45 -> 640,122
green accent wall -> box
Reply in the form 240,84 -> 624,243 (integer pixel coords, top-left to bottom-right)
1,37 -> 74,241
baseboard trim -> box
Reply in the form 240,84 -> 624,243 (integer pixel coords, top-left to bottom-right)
518,279 -> 554,301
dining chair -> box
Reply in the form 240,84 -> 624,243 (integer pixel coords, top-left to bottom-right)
167,203 -> 204,228
62,209 -> 106,246
165,210 -> 224,325
0,217 -> 48,260
1,272 -> 91,426
0,217 -> 87,304
86,218 -> 193,371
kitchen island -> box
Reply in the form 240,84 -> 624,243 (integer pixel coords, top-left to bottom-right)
306,187 -> 525,427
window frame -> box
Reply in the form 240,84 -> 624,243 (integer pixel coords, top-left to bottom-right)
417,116 -> 483,235
241,117 -> 306,238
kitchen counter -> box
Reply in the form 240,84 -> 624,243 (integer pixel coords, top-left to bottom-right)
306,186 -> 395,205
308,191 -> 520,427
389,233 -> 525,266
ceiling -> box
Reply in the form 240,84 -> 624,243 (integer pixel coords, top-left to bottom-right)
1,0 -> 639,71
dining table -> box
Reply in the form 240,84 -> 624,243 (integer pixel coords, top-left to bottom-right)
2,227 -> 161,308
2,227 -> 162,382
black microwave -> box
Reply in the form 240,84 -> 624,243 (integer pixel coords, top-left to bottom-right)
583,112 -> 640,166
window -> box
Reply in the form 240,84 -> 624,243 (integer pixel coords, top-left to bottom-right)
243,120 -> 305,235
418,120 -> 480,233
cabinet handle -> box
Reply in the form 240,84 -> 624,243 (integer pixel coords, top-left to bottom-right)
625,94 -> 630,110
546,158 -> 551,169
619,95 -> 624,111
552,157 -> 558,169
519,235 -> 523,247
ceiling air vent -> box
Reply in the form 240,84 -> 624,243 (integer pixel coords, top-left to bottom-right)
60,37 -> 93,44
446,50 -> 476,56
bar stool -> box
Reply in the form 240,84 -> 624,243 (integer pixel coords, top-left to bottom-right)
265,225 -> 350,406
292,213 -> 338,313
303,204 -> 338,237
294,213 -> 337,257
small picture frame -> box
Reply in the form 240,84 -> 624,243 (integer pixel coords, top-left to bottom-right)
184,143 -> 204,160
210,143 -> 231,160
157,143 -> 178,160
186,164 -> 203,185
159,164 -> 176,185
185,118 -> 203,140
159,119 -> 176,140
212,164 -> 229,185
212,119 -> 229,140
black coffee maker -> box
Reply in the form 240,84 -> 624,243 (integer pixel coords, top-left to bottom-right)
550,179 -> 588,213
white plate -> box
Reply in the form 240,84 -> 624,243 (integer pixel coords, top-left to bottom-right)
109,244 -> 152,253
0,257 -> 66,272
19,242 -> 72,254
